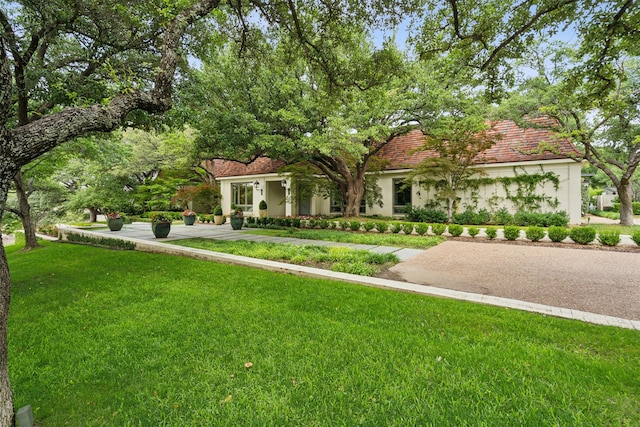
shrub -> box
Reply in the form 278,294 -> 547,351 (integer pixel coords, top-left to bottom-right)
598,231 -> 620,247
431,223 -> 446,236
307,218 -> 317,229
546,212 -> 569,227
632,230 -> 640,246
453,208 -> 492,225
447,224 -> 463,237
258,200 -> 267,210
375,222 -> 388,233
405,205 -> 447,223
492,207 -> 513,225
569,227 -> 597,245
318,219 -> 330,229
634,202 -> 640,215
467,226 -> 480,237
390,222 -> 402,233
401,223 -> 414,235
548,226 -> 569,243
362,222 -> 375,232
349,220 -> 362,232
485,227 -> 497,239
415,223 -> 429,236
339,220 -> 350,230
213,205 -> 223,215
503,226 -> 521,241
328,220 -> 337,229
525,226 -> 545,242
291,218 -> 301,228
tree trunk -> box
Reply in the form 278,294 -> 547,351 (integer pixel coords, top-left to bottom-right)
343,178 -> 365,218
88,208 -> 98,223
0,175 -> 15,427
13,172 -> 40,249
618,179 -> 635,227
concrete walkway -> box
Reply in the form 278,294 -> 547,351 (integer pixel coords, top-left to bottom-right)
56,223 -> 640,331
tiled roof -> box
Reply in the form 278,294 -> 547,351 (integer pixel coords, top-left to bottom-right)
377,119 -> 581,170
210,157 -> 286,178
211,119 -> 580,177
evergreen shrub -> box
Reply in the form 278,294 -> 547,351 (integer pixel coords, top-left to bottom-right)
485,227 -> 497,239
447,224 -> 463,237
415,223 -> 429,236
598,231 -> 620,246
569,227 -> 597,245
431,223 -> 446,236
467,226 -> 480,237
548,226 -> 569,242
503,226 -> 521,241
525,226 -> 545,242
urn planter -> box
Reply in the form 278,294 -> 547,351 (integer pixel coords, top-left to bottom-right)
152,221 -> 171,238
107,217 -> 124,231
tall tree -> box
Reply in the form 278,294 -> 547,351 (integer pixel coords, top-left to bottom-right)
188,31 -> 417,217
501,46 -> 640,225
0,1 -> 419,422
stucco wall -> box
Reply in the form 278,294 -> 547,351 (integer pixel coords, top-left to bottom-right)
219,159 -> 582,224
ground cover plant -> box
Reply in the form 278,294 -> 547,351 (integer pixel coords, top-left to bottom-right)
245,228 -> 444,249
7,242 -> 640,426
170,238 -> 397,276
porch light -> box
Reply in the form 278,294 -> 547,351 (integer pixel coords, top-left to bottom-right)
253,181 -> 263,196
281,179 -> 288,188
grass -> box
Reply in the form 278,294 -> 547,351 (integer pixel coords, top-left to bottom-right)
587,223 -> 640,236
245,228 -> 445,249
170,238 -> 398,276
7,242 -> 640,426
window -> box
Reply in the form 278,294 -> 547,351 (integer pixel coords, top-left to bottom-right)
393,179 -> 411,214
231,182 -> 253,213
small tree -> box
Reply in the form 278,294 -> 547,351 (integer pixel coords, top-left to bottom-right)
408,114 -> 499,222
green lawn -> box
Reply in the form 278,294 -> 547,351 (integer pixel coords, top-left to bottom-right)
7,242 -> 640,426
171,238 -> 399,276
245,228 -> 445,249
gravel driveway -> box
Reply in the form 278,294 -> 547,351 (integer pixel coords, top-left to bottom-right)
385,240 -> 640,321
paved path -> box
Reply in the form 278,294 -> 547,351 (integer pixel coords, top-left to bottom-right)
89,222 -> 424,261
56,223 -> 640,330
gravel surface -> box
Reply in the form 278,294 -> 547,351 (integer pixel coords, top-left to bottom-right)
382,240 -> 640,321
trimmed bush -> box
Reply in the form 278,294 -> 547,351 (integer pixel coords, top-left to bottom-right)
569,227 -> 597,245
401,223 -> 414,235
390,222 -> 402,234
632,230 -> 640,246
318,219 -> 330,229
503,226 -> 521,241
362,222 -> 375,232
375,222 -> 388,233
447,224 -> 463,237
485,227 -> 497,239
405,206 -> 447,223
548,226 -> 569,243
598,231 -> 620,247
349,220 -> 362,232
467,226 -> 480,237
431,223 -> 446,236
415,223 -> 429,236
339,221 -> 350,230
525,226 -> 545,242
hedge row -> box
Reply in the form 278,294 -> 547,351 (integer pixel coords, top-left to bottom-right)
405,206 -> 570,227
244,218 -> 639,247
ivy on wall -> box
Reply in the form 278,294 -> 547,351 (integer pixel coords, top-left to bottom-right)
417,166 -> 561,212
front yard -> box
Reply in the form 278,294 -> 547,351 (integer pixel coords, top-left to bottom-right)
7,241 -> 640,426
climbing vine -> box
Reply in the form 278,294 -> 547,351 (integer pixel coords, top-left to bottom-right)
417,166 -> 561,213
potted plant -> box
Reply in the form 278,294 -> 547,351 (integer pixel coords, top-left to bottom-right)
229,207 -> 244,230
151,213 -> 172,238
213,204 -> 224,225
106,212 -> 124,231
258,200 -> 268,218
182,209 -> 197,225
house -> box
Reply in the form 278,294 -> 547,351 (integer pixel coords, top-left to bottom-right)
209,120 -> 584,223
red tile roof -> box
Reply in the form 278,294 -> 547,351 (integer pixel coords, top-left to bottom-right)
212,119 -> 581,177
209,157 -> 286,178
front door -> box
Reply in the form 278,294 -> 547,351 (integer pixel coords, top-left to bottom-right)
298,194 -> 311,216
